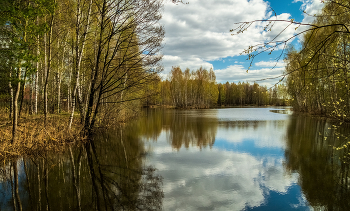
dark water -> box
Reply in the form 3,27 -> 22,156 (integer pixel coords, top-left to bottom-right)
1,107 -> 350,210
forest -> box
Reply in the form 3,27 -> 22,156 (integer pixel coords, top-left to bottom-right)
146,66 -> 289,108
0,0 -> 164,146
1,1 -> 350,210
1,0 -> 349,147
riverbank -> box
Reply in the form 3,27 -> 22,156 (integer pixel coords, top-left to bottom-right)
0,112 -> 85,161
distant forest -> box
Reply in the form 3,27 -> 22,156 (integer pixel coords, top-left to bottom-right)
145,66 -> 289,108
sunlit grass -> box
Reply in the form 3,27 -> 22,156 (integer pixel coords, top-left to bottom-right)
0,110 -> 85,162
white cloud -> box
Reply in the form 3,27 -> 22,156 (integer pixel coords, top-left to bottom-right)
161,55 -> 213,78
159,0 -> 315,85
216,121 -> 288,149
255,60 -> 286,67
261,13 -> 296,43
214,64 -> 285,86
291,0 -> 324,35
160,0 -> 285,72
300,0 -> 324,23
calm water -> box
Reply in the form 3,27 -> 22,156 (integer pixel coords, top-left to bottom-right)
1,107 -> 350,210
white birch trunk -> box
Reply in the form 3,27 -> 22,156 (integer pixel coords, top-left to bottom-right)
69,0 -> 93,129
9,72 -> 13,120
35,19 -> 39,115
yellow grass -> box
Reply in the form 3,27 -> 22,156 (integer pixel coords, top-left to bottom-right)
0,110 -> 85,162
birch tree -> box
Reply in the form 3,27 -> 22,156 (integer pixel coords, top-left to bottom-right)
0,0 -> 54,142
82,0 -> 164,135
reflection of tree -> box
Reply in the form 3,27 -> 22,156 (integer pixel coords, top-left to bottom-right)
136,109 -> 165,141
285,116 -> 350,210
12,160 -> 22,211
137,109 -> 218,150
0,127 -> 163,210
166,111 -> 218,150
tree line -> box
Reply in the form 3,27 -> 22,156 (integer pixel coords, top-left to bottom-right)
216,81 -> 288,107
144,66 -> 289,108
0,0 -> 164,141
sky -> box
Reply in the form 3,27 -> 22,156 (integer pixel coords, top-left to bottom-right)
159,0 -> 324,87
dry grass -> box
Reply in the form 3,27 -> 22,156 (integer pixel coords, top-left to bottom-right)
0,110 -> 86,162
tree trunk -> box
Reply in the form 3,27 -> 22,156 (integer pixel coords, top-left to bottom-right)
30,74 -> 33,115
68,69 -> 71,113
44,23 -> 48,119
57,72 -> 61,113
35,20 -> 39,115
12,68 -> 21,143
68,0 -> 93,129
44,15 -> 54,121
18,71 -> 27,118
9,72 -> 13,120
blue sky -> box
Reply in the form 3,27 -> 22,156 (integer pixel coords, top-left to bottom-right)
160,0 -> 324,87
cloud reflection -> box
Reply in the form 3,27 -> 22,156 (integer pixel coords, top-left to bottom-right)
147,143 -> 299,210
141,108 -> 309,210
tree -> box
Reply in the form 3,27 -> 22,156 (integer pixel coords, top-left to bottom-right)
0,0 -> 165,142
170,66 -> 184,107
281,0 -> 350,118
0,0 -> 55,142
82,0 -> 164,135
231,0 -> 350,119
217,83 -> 226,106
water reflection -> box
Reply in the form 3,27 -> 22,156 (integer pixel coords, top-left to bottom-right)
1,108 -> 350,210
138,109 -> 218,150
139,108 -> 350,210
285,116 -> 350,210
141,108 -> 307,210
0,127 -> 163,210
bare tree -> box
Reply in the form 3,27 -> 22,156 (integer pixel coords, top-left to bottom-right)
82,0 -> 164,135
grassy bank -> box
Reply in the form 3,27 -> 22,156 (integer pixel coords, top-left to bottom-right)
0,111 -> 85,161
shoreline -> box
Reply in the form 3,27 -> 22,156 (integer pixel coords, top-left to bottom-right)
143,104 -> 291,109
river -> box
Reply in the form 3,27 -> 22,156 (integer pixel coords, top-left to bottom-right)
0,107 -> 349,210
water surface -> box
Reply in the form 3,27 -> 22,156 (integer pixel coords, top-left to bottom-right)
140,107 -> 350,210
1,107 -> 350,210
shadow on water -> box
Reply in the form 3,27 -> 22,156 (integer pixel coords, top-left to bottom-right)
285,115 -> 350,210
0,126 -> 163,210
